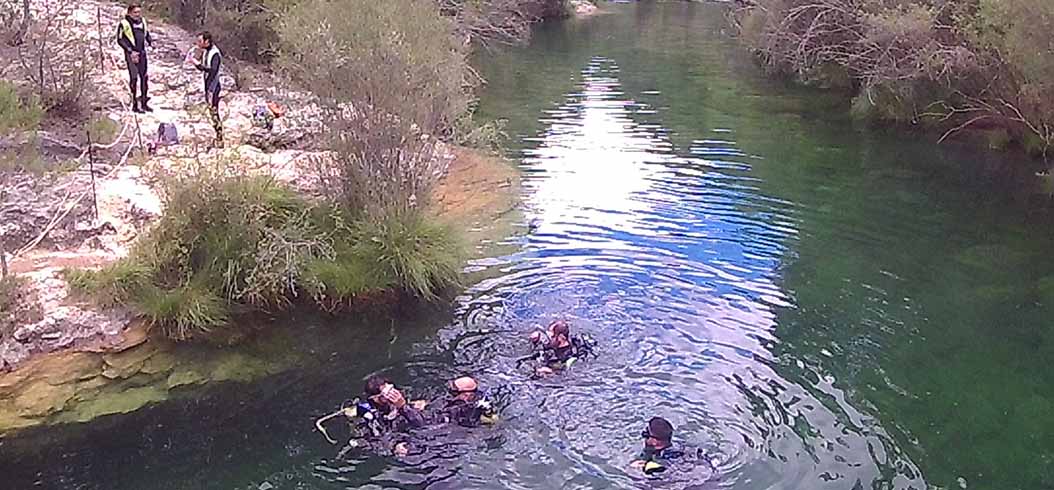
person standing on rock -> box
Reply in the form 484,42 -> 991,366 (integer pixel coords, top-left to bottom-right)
192,31 -> 224,148
116,3 -> 153,113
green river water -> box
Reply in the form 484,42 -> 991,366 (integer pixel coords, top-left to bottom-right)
2,2 -> 1054,489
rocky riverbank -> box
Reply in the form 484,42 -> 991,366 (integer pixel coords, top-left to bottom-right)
0,0 -> 522,435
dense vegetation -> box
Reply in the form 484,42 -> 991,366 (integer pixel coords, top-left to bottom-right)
66,0 -> 499,341
66,163 -> 461,341
143,0 -> 575,66
734,0 -> 1054,156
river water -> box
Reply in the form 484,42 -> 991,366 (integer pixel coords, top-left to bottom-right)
4,2 -> 1054,489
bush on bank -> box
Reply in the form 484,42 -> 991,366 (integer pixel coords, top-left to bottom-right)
66,164 -> 462,341
144,0 -> 570,64
276,0 -> 474,221
734,0 -> 1054,156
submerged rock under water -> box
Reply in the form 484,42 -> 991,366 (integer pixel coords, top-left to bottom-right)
0,324 -> 298,436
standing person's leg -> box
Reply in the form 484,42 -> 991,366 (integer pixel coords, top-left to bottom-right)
139,54 -> 151,111
207,85 -> 223,147
126,53 -> 140,111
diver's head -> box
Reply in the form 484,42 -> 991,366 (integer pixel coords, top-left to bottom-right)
641,417 -> 674,450
364,375 -> 404,410
448,376 -> 479,401
364,375 -> 389,397
550,320 -> 571,345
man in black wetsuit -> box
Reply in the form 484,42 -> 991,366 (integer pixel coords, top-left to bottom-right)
528,320 -> 577,376
436,376 -> 498,427
358,375 -> 428,456
115,4 -> 152,113
193,31 -> 224,148
630,417 -> 707,475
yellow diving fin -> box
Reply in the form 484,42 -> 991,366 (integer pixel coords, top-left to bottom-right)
480,413 -> 500,425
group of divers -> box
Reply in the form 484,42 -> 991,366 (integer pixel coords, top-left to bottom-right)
315,320 -> 710,478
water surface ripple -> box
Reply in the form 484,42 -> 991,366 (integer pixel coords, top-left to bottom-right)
378,56 -> 923,490
7,3 -> 1054,490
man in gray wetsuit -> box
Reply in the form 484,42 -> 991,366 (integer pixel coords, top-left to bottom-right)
193,31 -> 224,148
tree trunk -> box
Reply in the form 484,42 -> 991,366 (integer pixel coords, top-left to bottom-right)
1,241 -> 7,279
11,0 -> 30,46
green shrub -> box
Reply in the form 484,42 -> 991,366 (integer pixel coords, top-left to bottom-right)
278,0 -> 473,132
66,165 -> 330,340
66,164 -> 464,340
64,260 -> 151,308
86,115 -> 119,144
352,213 -> 463,300
278,0 -> 474,218
0,134 -> 46,175
305,211 -> 462,302
0,86 -> 48,174
439,0 -> 563,47
736,0 -> 1054,153
146,166 -> 328,308
304,256 -> 389,305
0,81 -> 42,133
143,0 -> 299,65
137,282 -> 229,341
455,111 -> 510,154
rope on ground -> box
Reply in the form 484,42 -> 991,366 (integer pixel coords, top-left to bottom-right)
39,117 -> 134,162
12,130 -> 137,259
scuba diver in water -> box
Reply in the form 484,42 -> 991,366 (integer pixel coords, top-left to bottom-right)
522,320 -> 598,376
314,375 -> 427,456
316,375 -> 499,456
629,417 -> 708,476
435,376 -> 499,427
362,375 -> 428,431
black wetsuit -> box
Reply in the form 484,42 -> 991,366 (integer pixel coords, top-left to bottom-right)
195,46 -> 222,109
440,393 -> 486,427
542,339 -> 577,369
340,399 -> 427,457
116,16 -> 152,109
637,444 -> 707,474
195,45 -> 224,145
367,399 -> 427,433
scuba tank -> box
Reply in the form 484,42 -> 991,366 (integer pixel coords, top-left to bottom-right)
564,333 -> 599,369
349,400 -> 385,438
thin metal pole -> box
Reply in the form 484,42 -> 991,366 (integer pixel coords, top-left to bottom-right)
133,112 -> 144,154
1,190 -> 8,278
86,126 -> 99,221
96,6 -> 105,70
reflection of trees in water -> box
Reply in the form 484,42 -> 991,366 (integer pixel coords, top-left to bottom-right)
479,3 -> 1054,489
758,108 -> 1054,489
